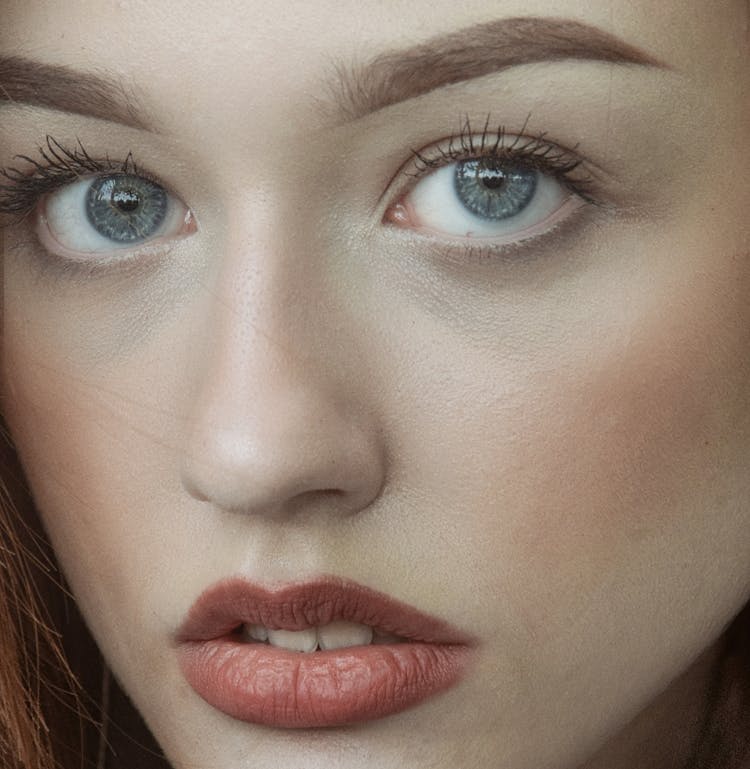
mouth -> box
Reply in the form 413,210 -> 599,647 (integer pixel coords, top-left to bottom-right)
230,619 -> 409,650
174,574 -> 479,728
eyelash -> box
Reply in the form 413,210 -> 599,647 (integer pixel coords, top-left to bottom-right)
0,116 -> 600,268
403,113 -> 596,203
0,134 -> 163,224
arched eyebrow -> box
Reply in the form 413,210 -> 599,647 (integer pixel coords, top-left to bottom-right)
327,17 -> 666,121
0,17 -> 665,132
0,55 -> 152,130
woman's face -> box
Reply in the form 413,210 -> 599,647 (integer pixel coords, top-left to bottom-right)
1,1 -> 749,768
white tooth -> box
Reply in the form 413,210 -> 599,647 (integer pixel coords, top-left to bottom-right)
266,627 -> 318,653
243,624 -> 268,642
317,620 -> 374,650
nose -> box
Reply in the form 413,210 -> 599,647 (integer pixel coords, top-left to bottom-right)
179,245 -> 387,521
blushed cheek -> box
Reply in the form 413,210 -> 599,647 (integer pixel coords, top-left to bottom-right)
1,334 -> 122,542
497,245 -> 750,640
0,289 -> 170,585
0,331 -> 181,673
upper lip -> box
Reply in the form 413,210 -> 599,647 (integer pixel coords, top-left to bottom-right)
174,574 -> 478,646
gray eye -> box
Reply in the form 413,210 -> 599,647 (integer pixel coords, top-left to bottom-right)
39,172 -> 193,259
453,159 -> 538,221
86,174 -> 168,244
398,143 -> 577,242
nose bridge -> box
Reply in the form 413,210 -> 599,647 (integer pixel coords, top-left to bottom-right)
180,213 -> 385,519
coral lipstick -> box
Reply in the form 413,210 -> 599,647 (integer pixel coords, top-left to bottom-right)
175,575 -> 478,728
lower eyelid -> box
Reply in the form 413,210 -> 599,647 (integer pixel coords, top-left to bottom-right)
380,195 -> 602,274
386,189 -> 586,243
35,182 -> 197,261
33,203 -> 191,273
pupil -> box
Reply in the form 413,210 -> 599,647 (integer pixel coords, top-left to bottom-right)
112,188 -> 141,213
478,161 -> 507,190
86,174 -> 168,243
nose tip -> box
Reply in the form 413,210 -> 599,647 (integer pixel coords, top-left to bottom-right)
180,369 -> 387,520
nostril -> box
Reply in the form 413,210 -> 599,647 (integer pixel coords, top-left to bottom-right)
179,381 -> 387,520
282,487 -> 347,517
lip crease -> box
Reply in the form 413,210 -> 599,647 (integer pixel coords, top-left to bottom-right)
174,574 -> 480,728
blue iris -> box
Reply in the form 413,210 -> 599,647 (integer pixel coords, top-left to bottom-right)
453,159 -> 537,221
86,175 -> 168,243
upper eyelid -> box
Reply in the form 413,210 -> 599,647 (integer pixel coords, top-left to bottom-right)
405,123 -> 611,181
407,135 -> 583,180
0,126 -> 613,227
372,126 -> 604,217
0,138 -> 180,222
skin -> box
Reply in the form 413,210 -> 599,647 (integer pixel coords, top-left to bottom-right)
1,1 -> 749,768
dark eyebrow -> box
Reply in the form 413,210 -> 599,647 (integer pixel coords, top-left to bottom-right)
324,16 -> 666,121
0,17 -> 664,131
0,55 -> 153,131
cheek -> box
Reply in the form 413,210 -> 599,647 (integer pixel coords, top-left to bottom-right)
0,352 -> 194,686
567,244 -> 750,529
456,244 -> 750,644
2,359 -> 132,552
0,296 -> 180,647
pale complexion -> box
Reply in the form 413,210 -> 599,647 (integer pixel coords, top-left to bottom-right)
1,2 -> 749,768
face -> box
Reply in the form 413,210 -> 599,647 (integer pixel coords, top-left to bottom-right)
1,1 -> 749,768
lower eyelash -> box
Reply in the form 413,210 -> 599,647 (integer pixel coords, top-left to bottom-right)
412,195 -> 601,273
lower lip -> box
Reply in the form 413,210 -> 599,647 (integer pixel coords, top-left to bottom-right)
178,637 -> 474,728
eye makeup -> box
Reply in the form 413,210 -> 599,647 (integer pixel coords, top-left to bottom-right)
378,113 -> 606,261
0,134 -> 159,220
402,114 -> 596,201
0,135 -> 195,278
0,112 -> 611,277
